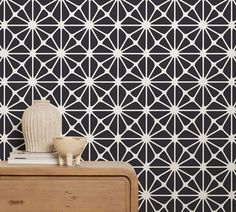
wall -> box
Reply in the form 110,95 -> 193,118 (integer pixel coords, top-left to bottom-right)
0,0 -> 235,211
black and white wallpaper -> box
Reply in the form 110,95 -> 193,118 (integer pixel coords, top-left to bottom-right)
0,0 -> 236,211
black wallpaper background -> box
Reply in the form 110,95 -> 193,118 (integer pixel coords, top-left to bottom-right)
0,0 -> 236,211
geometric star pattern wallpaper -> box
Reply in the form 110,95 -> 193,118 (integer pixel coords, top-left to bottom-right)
0,0 -> 236,211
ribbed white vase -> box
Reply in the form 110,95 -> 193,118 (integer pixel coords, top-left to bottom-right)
22,100 -> 61,152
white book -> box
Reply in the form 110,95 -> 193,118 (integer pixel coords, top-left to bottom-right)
8,158 -> 58,165
10,150 -> 58,159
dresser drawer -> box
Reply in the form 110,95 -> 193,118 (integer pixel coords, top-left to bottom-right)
0,176 -> 130,212
0,162 -> 138,212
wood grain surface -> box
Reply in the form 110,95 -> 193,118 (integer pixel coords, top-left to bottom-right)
0,161 -> 138,212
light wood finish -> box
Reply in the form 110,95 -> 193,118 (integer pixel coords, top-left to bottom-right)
0,161 -> 138,212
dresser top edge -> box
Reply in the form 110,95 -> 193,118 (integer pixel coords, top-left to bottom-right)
0,161 -> 137,179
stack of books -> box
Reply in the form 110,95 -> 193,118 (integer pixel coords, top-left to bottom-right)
8,150 -> 58,165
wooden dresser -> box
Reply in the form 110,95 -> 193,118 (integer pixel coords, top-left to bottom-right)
0,161 -> 138,212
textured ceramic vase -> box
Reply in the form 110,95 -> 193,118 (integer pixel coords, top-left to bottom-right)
22,100 -> 61,152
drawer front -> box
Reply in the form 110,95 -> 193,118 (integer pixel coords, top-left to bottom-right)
0,176 -> 130,212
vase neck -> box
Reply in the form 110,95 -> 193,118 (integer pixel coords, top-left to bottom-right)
33,100 -> 50,105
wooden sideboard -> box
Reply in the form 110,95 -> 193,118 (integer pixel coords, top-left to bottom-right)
0,161 -> 138,212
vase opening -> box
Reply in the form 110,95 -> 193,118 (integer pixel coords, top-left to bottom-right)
33,100 -> 50,105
